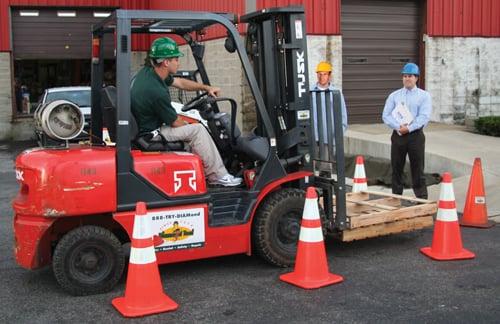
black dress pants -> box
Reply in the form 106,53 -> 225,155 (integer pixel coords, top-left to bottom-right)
391,129 -> 428,199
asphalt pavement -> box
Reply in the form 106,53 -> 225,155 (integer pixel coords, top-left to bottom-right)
1,141 -> 499,323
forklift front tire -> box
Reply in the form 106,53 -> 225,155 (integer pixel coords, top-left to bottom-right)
252,188 -> 326,267
52,225 -> 125,296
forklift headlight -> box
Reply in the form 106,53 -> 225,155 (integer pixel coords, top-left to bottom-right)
304,153 -> 311,163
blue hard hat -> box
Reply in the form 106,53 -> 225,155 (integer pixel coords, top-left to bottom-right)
401,63 -> 420,76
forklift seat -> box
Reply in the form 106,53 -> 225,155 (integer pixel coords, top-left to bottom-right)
235,130 -> 269,161
101,86 -> 184,151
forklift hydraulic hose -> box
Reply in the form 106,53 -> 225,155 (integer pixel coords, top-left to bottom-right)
279,155 -> 303,168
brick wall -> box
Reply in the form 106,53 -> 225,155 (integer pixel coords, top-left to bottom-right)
425,36 -> 500,124
131,52 -> 147,76
176,40 -> 245,129
0,52 -> 12,140
241,77 -> 256,132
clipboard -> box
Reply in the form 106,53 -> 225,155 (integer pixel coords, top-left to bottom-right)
391,102 -> 413,125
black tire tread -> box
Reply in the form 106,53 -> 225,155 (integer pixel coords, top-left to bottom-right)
252,188 -> 306,267
52,225 -> 125,296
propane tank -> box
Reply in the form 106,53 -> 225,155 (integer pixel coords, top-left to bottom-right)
34,100 -> 85,140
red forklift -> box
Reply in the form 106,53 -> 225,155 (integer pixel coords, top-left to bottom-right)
13,7 -> 435,296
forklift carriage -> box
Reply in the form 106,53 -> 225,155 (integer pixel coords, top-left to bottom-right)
12,7 -> 435,296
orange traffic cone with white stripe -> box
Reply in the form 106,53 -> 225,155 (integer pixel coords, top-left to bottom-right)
112,202 -> 178,317
460,158 -> 494,228
420,173 -> 475,261
280,187 -> 343,289
352,156 -> 368,193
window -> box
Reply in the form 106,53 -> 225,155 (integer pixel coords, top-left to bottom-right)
46,90 -> 91,107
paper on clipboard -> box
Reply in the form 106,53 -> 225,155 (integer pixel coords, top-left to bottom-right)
392,102 -> 414,125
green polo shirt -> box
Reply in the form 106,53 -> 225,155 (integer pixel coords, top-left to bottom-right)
131,66 -> 177,134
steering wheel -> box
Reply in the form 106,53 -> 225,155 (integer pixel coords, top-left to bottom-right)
181,91 -> 210,112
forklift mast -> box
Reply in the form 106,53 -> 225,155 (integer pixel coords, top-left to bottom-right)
241,7 -> 311,170
242,7 -> 347,230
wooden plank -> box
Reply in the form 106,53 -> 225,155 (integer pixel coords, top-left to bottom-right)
362,190 -> 434,204
347,197 -> 401,215
341,215 -> 434,242
346,198 -> 399,211
346,192 -> 370,201
368,197 -> 401,208
348,202 -> 437,228
347,209 -> 380,217
347,197 -> 418,217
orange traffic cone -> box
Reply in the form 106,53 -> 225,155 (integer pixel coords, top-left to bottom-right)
352,155 -> 368,193
420,173 -> 475,261
112,202 -> 178,317
460,158 -> 495,228
280,187 -> 343,289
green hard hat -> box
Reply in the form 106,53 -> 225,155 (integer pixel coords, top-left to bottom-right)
149,37 -> 184,59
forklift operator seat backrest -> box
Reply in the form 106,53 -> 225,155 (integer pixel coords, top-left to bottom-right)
101,85 -> 138,142
101,85 -> 184,152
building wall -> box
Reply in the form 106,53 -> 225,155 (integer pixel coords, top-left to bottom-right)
130,52 -> 147,76
257,0 -> 341,35
427,0 -> 500,37
424,0 -> 500,126
425,36 -> 500,124
307,35 -> 342,91
178,39 -> 245,129
149,0 -> 246,40
201,39 -> 245,129
0,53 -> 13,140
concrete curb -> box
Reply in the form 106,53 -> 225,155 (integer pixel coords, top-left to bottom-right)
345,130 -> 472,177
344,127 -> 500,223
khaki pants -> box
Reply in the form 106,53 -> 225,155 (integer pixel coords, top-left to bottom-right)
160,123 -> 227,181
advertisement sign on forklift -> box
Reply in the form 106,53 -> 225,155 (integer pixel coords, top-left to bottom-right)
152,207 -> 205,252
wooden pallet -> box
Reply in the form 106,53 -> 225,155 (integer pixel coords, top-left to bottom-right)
339,191 -> 437,242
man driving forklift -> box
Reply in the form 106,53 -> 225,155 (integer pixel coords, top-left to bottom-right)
131,37 -> 242,187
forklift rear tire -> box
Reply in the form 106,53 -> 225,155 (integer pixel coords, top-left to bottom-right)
252,188 -> 325,267
52,225 -> 125,296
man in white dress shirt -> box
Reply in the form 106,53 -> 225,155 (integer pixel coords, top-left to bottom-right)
382,63 -> 432,199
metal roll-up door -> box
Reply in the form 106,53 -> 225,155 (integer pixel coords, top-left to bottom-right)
12,8 -> 115,60
341,0 -> 421,124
